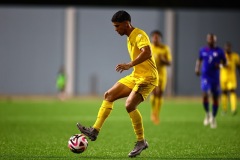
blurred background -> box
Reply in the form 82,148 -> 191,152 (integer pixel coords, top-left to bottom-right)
0,1 -> 240,98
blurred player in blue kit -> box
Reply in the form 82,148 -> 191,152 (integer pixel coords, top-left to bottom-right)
195,33 -> 227,129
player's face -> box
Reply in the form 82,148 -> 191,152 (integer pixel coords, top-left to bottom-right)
206,34 -> 216,47
151,33 -> 161,45
112,22 -> 127,36
224,43 -> 231,53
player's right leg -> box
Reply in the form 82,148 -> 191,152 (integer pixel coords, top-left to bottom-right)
151,86 -> 163,125
220,80 -> 228,115
125,90 -> 148,157
226,79 -> 237,115
202,92 -> 211,126
221,90 -> 228,115
201,78 -> 211,126
77,82 -> 132,141
210,84 -> 220,129
229,89 -> 237,115
126,80 -> 156,157
150,88 -> 157,122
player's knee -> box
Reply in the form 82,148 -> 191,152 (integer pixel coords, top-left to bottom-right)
104,91 -> 114,102
125,100 -> 135,113
156,90 -> 163,97
212,95 -> 219,105
125,99 -> 131,110
203,95 -> 208,102
213,99 -> 218,106
222,90 -> 228,94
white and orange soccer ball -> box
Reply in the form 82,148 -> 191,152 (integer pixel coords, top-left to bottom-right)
68,134 -> 88,154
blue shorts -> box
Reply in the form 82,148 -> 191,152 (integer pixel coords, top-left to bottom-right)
201,77 -> 220,96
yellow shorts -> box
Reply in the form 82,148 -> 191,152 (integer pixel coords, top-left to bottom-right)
118,75 -> 157,100
220,79 -> 237,91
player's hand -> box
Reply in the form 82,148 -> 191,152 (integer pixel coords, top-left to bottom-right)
215,63 -> 220,69
159,55 -> 166,62
195,69 -> 201,76
115,63 -> 132,73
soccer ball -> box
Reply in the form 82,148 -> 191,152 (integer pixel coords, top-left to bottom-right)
68,134 -> 88,154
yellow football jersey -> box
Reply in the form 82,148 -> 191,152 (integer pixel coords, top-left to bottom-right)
127,28 -> 158,86
220,52 -> 240,82
151,43 -> 172,79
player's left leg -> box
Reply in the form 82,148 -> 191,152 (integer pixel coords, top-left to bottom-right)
152,86 -> 163,125
220,80 -> 228,114
221,90 -> 228,115
202,92 -> 211,126
229,89 -> 237,115
60,86 -> 67,101
227,80 -> 238,115
210,94 -> 219,128
201,78 -> 211,126
150,88 -> 156,122
210,84 -> 220,129
151,79 -> 165,125
127,83 -> 155,157
126,91 -> 148,157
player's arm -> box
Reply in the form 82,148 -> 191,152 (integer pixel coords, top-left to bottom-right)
237,55 -> 240,75
220,51 -> 227,68
116,46 -> 151,73
159,55 -> 171,66
195,48 -> 203,76
160,47 -> 172,66
195,58 -> 202,76
237,64 -> 240,75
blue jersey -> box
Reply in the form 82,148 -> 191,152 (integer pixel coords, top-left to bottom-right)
199,46 -> 226,80
199,46 -> 226,95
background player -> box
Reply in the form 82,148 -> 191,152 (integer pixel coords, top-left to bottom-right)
149,30 -> 172,125
195,33 -> 226,129
76,10 -> 158,157
220,41 -> 240,115
56,65 -> 67,101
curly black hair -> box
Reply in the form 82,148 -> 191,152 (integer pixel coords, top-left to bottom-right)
111,10 -> 131,23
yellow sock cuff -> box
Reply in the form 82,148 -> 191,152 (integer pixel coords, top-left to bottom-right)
129,109 -> 139,118
102,100 -> 113,109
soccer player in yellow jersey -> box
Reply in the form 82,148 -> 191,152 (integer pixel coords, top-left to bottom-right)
220,42 -> 240,115
76,10 -> 158,157
149,30 -> 172,125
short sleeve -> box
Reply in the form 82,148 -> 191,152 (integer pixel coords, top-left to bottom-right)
136,34 -> 150,49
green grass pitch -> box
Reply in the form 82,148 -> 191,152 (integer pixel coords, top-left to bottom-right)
0,97 -> 240,160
